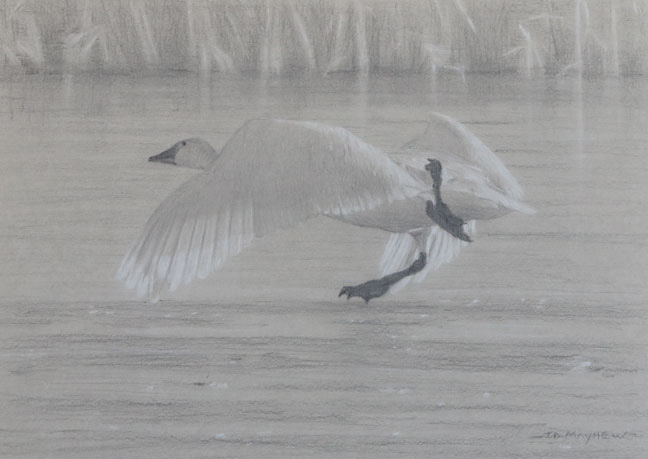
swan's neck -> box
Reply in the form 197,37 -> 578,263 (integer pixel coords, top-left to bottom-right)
188,145 -> 220,170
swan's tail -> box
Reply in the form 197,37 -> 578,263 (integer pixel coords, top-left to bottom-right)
502,196 -> 536,215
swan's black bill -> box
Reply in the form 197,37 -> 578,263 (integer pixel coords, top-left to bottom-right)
149,146 -> 177,165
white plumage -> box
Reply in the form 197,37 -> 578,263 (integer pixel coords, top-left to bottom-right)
117,114 -> 533,302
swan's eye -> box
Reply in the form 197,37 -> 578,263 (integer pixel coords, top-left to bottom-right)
181,141 -> 186,146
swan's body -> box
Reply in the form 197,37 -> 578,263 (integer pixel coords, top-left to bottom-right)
118,113 -> 533,302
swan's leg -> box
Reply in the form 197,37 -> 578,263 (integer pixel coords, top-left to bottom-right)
338,252 -> 427,303
425,159 -> 472,243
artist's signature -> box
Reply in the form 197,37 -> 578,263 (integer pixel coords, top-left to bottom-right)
532,430 -> 641,445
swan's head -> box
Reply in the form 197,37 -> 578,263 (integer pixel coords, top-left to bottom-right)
425,158 -> 442,180
148,138 -> 218,170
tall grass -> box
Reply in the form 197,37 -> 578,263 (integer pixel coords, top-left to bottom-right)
0,0 -> 43,71
0,0 -> 646,76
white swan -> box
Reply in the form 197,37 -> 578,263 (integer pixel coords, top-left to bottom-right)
117,113 -> 534,302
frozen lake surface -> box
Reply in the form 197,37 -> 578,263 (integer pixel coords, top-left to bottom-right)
1,73 -> 647,458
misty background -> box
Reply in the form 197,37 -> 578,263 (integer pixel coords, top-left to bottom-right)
2,1 -> 648,458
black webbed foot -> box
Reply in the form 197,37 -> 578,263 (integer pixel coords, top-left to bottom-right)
425,158 -> 442,178
338,281 -> 390,304
338,253 -> 427,303
426,200 -> 472,242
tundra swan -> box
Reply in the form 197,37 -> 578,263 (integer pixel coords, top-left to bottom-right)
117,113 -> 533,302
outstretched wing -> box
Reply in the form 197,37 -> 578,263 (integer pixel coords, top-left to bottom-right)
401,112 -> 525,201
118,119 -> 425,301
394,112 -> 534,218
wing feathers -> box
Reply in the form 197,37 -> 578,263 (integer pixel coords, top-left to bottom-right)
168,219 -> 194,292
185,215 -> 206,284
198,215 -> 217,279
380,232 -> 418,276
379,221 -> 476,294
401,112 -> 525,201
119,120 -> 424,301
413,221 -> 475,284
